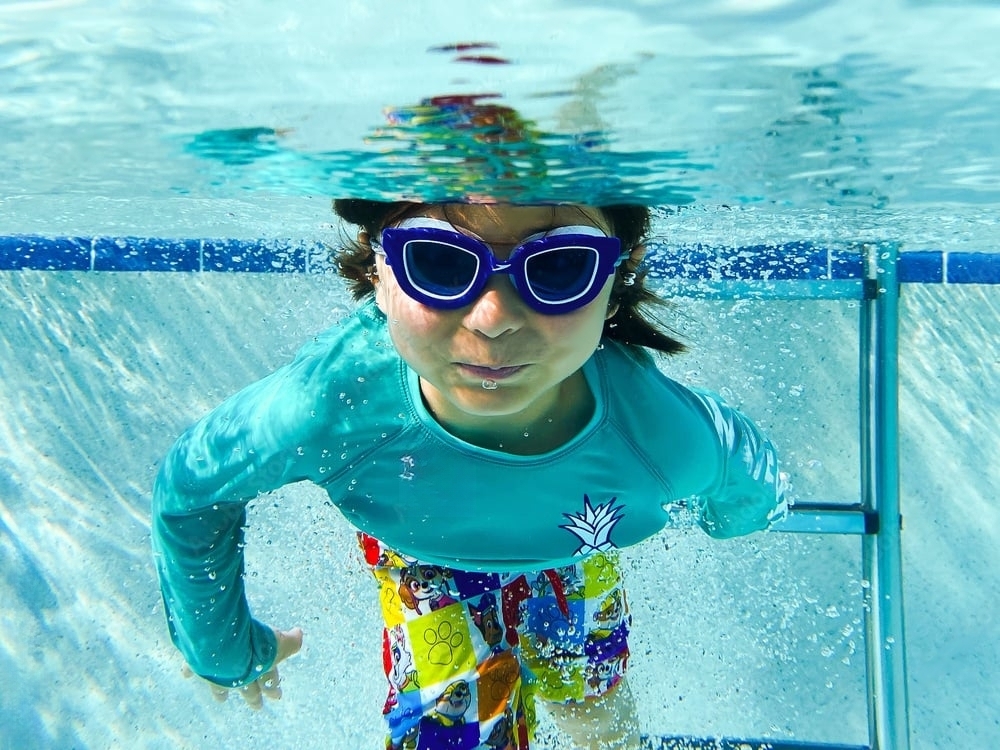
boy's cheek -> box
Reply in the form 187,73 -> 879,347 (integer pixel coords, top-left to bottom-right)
379,289 -> 445,343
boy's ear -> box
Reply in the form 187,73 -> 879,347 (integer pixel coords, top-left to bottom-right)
606,243 -> 646,320
360,230 -> 389,313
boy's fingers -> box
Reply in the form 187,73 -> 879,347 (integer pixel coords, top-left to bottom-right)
259,669 -> 283,700
240,681 -> 264,710
182,626 -> 300,708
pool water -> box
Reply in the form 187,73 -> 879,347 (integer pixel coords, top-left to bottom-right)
4,0 -> 999,245
2,1 -> 999,748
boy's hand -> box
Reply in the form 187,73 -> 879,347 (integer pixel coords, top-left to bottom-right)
183,626 -> 304,710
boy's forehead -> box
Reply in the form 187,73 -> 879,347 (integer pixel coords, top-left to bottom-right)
414,203 -> 609,239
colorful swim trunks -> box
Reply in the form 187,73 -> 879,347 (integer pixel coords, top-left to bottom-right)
358,533 -> 632,750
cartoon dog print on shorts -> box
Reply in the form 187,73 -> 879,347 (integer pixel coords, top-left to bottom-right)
398,563 -> 458,614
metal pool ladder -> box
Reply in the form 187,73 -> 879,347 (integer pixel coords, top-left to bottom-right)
645,242 -> 909,750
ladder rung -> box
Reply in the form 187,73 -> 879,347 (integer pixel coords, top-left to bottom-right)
771,502 -> 878,535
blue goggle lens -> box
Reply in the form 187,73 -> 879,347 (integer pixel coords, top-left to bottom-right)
524,246 -> 598,303
404,240 -> 480,299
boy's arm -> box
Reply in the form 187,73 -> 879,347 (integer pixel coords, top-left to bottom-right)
689,391 -> 788,539
151,368 -> 316,687
152,492 -> 277,687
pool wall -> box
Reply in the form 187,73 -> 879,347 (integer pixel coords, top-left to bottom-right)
1,240 -> 997,749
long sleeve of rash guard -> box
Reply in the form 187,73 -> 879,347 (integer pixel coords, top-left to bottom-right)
689,390 -> 788,538
153,496 -> 276,687
151,363 -> 321,687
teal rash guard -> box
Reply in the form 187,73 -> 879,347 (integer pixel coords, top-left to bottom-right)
152,302 -> 786,687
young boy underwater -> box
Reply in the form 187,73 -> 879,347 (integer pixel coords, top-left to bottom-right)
155,101 -> 786,750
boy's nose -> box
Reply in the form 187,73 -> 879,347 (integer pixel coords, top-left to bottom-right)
462,276 -> 527,339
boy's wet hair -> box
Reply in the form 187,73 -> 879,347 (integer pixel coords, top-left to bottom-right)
332,198 -> 685,357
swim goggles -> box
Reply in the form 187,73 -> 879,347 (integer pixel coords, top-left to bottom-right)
371,217 -> 627,314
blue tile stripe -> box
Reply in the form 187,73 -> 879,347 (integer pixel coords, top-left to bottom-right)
1,235 -> 997,283
947,251 -> 1000,284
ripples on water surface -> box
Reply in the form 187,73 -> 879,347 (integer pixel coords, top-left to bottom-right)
1,0 -> 998,248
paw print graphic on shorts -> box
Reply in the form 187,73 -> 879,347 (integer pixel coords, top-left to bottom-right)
424,620 -> 465,665
480,652 -> 519,702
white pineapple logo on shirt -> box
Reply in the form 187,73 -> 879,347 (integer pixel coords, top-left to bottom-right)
561,495 -> 625,556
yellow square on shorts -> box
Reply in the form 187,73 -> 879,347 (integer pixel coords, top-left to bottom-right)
582,552 -> 621,599
406,607 -> 477,685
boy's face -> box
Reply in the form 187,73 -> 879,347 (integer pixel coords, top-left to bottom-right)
370,203 -> 619,446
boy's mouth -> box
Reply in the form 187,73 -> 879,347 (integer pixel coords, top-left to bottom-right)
458,363 -> 525,380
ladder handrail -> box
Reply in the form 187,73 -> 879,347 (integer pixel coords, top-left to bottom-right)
860,243 -> 910,750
